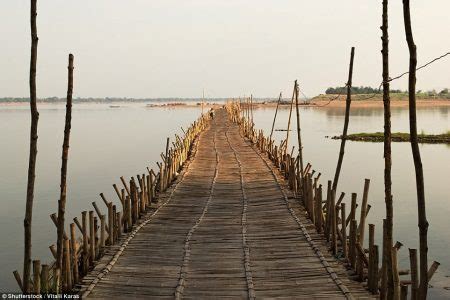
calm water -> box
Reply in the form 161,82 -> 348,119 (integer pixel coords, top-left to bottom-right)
0,103 -> 202,291
0,103 -> 449,298
252,105 -> 450,299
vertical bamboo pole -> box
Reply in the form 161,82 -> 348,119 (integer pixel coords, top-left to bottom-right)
56,54 -> 74,286
392,246 -> 400,299
400,285 -> 408,300
23,0 -> 39,292
368,224 -> 375,289
325,180 -> 332,240
112,205 -> 117,241
126,196 -> 132,230
381,219 -> 388,299
358,179 -> 370,247
331,190 -> 337,255
285,82 -> 296,153
70,223 -> 79,284
402,2 -> 429,298
41,264 -> 49,293
315,185 -> 323,233
94,217 -> 99,259
117,212 -> 122,238
381,1 -> 394,298
370,245 -> 380,294
146,174 -> 152,205
294,81 -> 305,182
341,203 -> 347,259
409,248 -> 418,300
32,260 -> 40,294
269,92 -> 282,142
89,211 -> 95,266
81,211 -> 88,274
332,47 -> 355,191
349,219 -> 357,270
108,203 -> 114,245
100,215 -> 106,251
64,238 -> 72,291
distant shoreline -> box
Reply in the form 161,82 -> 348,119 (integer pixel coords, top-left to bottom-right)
1,98 -> 449,109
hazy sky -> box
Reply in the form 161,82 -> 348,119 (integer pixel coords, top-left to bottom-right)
0,1 -> 449,98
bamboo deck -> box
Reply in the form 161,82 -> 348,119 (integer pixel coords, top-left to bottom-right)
79,109 -> 375,299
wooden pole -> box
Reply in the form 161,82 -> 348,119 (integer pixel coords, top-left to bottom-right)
56,54 -> 74,285
32,260 -> 40,294
41,264 -> 49,293
89,211 -> 95,266
402,1 -> 429,298
381,1 -> 394,298
285,82 -> 296,153
332,47 -> 355,191
409,248 -> 418,300
100,215 -> 106,251
64,238 -> 72,291
358,179 -> 370,246
341,203 -> 347,259
70,223 -> 79,284
392,246 -> 400,299
294,81 -> 305,182
81,211 -> 88,274
269,92 -> 282,142
23,0 -> 39,292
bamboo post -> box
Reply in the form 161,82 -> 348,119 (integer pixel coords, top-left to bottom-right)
349,219 -> 357,270
409,248 -> 418,300
269,92 -> 282,141
89,211 -> 95,266
332,47 -> 355,191
112,205 -> 117,241
392,246 -> 400,299
284,82 -> 296,153
113,184 -> 124,205
92,201 -> 108,232
381,1 -> 395,299
100,215 -> 106,251
146,174 -> 152,205
347,193 -> 357,227
108,203 -> 114,245
81,211 -> 88,274
294,81 -> 305,183
402,1 -> 429,298
56,54 -> 74,287
315,185 -> 323,233
427,261 -> 440,281
341,203 -> 347,259
23,0 -> 39,292
117,211 -> 123,239
41,264 -> 49,293
331,190 -> 337,255
400,284 -> 408,300
94,217 -> 99,259
325,180 -> 332,241
32,260 -> 40,294
64,238 -> 72,291
359,179 -> 370,246
126,196 -> 132,230
13,271 -> 23,292
381,219 -> 388,300
70,223 -> 79,284
369,245 -> 380,294
368,224 -> 375,289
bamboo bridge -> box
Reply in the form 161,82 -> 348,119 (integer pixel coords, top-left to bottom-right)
71,108 -> 375,299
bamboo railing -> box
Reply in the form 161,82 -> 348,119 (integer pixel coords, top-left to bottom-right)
13,113 -> 210,294
225,100 -> 440,299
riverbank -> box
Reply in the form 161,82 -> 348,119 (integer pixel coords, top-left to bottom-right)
331,132 -> 450,144
1,97 -> 450,109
